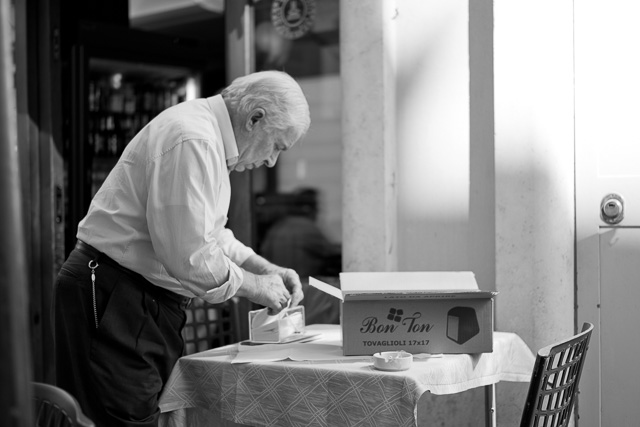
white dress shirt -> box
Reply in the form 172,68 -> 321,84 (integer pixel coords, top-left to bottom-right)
77,95 -> 255,303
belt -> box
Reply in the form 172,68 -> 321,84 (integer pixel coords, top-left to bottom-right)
75,240 -> 192,310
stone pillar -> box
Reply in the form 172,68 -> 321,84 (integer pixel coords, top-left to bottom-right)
341,0 -> 398,272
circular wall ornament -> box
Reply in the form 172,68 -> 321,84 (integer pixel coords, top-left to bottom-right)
270,0 -> 316,40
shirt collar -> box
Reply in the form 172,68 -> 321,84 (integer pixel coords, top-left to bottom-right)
207,95 -> 239,168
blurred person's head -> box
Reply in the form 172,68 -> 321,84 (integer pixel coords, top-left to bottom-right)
291,187 -> 319,220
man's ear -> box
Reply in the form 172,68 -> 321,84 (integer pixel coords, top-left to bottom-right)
245,108 -> 266,131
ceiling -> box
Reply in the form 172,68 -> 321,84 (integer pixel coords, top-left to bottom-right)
127,0 -> 340,78
129,0 -> 226,47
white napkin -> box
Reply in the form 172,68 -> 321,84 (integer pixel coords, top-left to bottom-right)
250,306 -> 305,343
233,342 -> 370,364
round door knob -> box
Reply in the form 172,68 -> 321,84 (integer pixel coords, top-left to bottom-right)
603,199 -> 622,218
600,193 -> 624,224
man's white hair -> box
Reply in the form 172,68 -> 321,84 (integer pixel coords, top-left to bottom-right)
221,71 -> 311,142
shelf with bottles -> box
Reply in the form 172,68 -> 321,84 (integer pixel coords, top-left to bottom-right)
86,76 -> 189,159
88,78 -> 188,115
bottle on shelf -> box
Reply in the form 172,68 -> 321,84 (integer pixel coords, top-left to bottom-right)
86,72 -> 192,196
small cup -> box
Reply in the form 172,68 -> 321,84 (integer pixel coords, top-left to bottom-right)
372,351 -> 413,371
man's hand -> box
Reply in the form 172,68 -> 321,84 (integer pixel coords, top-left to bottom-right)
238,255 -> 305,313
235,271 -> 293,314
278,268 -> 303,308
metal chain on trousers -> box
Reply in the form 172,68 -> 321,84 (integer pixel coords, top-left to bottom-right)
88,260 -> 99,329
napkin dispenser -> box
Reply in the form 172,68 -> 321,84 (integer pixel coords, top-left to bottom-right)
249,306 -> 306,343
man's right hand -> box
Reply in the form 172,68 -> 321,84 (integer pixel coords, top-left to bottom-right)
235,271 -> 292,314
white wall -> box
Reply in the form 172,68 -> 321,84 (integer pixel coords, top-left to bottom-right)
395,0 -> 495,292
396,0 -> 470,270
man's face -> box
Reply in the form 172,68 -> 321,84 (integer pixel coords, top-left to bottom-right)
232,126 -> 296,173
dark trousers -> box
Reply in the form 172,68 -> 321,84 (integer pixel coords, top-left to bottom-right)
53,243 -> 187,427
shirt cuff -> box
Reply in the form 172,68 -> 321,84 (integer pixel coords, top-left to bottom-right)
200,260 -> 245,304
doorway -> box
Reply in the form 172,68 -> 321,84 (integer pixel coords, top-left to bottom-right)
575,1 -> 640,425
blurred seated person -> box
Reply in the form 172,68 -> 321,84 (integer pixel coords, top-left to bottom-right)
260,188 -> 341,324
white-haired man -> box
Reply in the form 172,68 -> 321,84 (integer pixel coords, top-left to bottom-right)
53,71 -> 310,427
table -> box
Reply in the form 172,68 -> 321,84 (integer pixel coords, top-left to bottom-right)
159,325 -> 534,427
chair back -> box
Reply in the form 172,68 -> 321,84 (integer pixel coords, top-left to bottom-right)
182,297 -> 241,355
32,382 -> 95,427
520,322 -> 594,427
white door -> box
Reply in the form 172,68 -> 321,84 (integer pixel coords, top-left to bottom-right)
575,2 -> 640,426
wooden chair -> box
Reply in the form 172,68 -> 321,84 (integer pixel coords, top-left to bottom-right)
520,322 -> 594,427
32,382 -> 95,427
182,297 -> 241,355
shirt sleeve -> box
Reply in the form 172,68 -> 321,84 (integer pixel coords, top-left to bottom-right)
215,227 -> 256,265
145,137 -> 247,303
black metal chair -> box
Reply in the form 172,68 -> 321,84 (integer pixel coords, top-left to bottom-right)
182,297 -> 241,355
32,382 -> 95,427
520,322 -> 594,427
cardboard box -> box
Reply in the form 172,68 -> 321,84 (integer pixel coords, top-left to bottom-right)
309,272 -> 497,356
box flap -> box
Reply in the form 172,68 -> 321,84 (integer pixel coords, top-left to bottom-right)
309,277 -> 344,301
343,289 -> 497,301
309,272 -> 492,301
339,271 -> 479,293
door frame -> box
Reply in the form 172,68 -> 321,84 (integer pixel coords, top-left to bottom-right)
575,119 -> 602,427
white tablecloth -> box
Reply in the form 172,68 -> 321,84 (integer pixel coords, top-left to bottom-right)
159,324 -> 534,427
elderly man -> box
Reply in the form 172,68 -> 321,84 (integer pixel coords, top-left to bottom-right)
53,71 -> 310,427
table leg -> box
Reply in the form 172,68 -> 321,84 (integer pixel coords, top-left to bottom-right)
484,384 -> 496,427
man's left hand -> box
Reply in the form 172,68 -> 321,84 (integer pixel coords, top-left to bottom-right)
279,268 -> 304,307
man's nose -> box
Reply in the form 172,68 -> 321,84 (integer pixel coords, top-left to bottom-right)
266,152 -> 280,167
